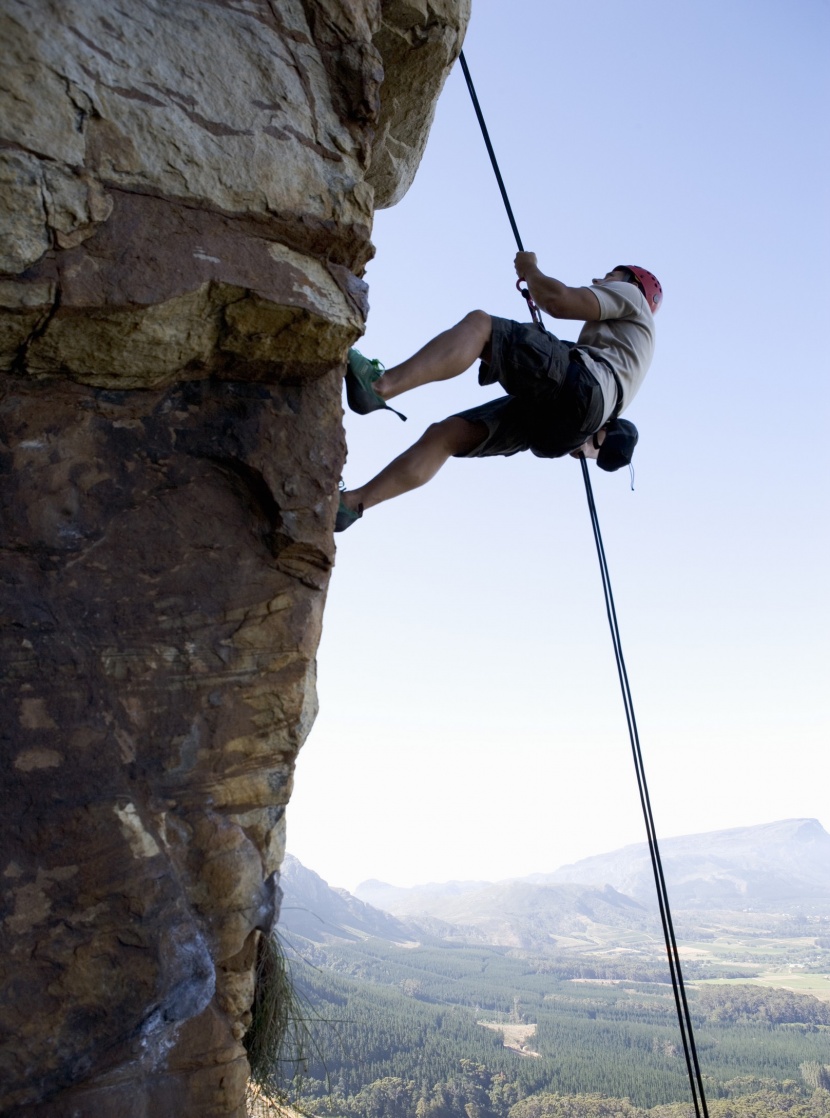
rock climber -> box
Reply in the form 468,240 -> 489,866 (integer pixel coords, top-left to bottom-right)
335,253 -> 661,531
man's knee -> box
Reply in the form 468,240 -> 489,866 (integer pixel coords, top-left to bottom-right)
462,309 -> 492,338
459,310 -> 492,363
425,416 -> 486,456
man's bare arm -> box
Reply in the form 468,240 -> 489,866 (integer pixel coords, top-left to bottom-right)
514,252 -> 601,321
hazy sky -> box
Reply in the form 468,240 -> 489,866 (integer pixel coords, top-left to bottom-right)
287,0 -> 830,893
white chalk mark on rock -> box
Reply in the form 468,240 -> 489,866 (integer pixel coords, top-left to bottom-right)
114,803 -> 161,859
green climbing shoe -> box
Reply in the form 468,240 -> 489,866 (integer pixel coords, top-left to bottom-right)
335,495 -> 363,533
345,349 -> 406,421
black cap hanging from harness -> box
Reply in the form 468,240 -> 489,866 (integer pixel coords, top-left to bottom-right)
596,418 -> 639,472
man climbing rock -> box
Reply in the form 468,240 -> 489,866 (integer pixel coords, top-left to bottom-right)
336,253 -> 661,531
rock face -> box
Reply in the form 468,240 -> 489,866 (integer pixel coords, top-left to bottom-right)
0,2 -> 469,1115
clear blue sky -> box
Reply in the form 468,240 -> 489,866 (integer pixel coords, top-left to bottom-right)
288,0 -> 830,892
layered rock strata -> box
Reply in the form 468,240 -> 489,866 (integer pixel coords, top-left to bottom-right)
0,1 -> 469,1114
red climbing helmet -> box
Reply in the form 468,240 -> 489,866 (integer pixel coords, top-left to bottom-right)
618,265 -> 662,314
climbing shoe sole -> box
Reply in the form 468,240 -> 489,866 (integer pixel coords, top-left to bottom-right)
345,349 -> 406,421
335,497 -> 363,533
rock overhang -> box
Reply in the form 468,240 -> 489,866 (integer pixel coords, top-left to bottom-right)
1,0 -> 469,388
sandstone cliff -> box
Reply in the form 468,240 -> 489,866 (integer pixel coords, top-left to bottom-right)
0,2 -> 469,1114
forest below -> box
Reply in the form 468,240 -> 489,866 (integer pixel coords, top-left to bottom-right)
261,937 -> 830,1118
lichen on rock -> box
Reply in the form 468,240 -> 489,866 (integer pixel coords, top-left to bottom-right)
0,0 -> 469,1115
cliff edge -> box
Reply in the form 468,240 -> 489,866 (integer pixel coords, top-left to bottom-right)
0,2 -> 469,1114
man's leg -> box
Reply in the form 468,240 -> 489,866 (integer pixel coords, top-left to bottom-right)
341,416 -> 487,513
374,311 -> 492,401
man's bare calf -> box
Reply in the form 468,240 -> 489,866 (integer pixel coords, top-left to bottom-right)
341,416 -> 487,513
340,311 -> 492,518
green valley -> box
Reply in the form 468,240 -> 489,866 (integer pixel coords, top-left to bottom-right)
257,828 -> 830,1117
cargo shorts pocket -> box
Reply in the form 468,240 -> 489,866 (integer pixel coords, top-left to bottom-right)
500,335 -> 566,403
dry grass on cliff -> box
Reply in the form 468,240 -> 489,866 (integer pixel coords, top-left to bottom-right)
244,928 -> 335,1115
244,932 -> 313,1106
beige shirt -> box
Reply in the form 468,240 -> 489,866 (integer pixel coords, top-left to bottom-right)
575,281 -> 656,425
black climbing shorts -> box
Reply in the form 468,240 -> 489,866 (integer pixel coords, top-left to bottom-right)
452,317 -> 606,459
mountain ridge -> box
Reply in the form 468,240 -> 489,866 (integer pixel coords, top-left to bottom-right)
353,818 -> 830,914
541,817 -> 830,907
281,819 -> 830,952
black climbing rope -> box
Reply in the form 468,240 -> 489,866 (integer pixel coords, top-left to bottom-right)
457,48 -> 710,1118
458,52 -> 524,251
579,454 -> 709,1117
458,51 -> 542,327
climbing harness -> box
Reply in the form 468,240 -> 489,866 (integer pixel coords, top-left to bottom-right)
458,49 -> 710,1118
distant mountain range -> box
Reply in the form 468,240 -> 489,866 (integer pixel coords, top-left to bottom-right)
279,819 -> 830,952
535,818 -> 830,908
357,819 -> 830,914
